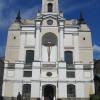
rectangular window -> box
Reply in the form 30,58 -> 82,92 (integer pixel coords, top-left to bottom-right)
26,50 -> 34,64
67,84 -> 76,97
23,71 -> 32,77
66,71 -> 75,78
64,51 -> 73,64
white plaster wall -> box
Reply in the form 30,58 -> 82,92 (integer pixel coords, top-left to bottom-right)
22,27 -> 35,31
58,83 -> 67,98
42,46 -> 49,61
15,63 -> 24,80
31,82 -> 40,98
58,69 -> 66,80
76,83 -> 84,97
64,28 -> 78,33
42,18 -> 57,26
19,34 -> 26,61
75,65 -> 84,81
64,34 -> 73,47
50,46 -> 57,62
32,69 -> 40,80
73,34 -> 79,62
13,83 -> 22,97
26,33 -> 35,46
41,69 -> 57,78
42,46 -> 57,62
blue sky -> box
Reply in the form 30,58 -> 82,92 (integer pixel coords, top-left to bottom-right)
0,0 -> 100,59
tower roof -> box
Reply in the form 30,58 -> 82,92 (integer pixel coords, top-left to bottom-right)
78,12 -> 86,25
15,10 -> 21,23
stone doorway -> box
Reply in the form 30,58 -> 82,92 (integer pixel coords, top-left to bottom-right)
42,85 -> 56,100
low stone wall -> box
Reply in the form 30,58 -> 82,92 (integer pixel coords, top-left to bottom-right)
2,97 -> 90,100
3,97 -> 15,100
2,97 -> 39,100
58,98 -> 89,100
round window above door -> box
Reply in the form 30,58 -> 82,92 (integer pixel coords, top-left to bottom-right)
47,20 -> 53,25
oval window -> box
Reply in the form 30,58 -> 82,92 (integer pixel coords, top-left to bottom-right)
47,20 -> 53,25
47,72 -> 52,77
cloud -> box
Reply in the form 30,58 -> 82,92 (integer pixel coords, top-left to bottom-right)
60,0 -> 95,13
93,44 -> 100,60
22,5 -> 41,19
93,45 -> 100,53
0,0 -> 16,28
0,46 -> 5,57
0,0 -> 40,28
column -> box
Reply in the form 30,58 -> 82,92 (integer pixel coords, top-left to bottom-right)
35,22 -> 41,61
59,25 -> 64,61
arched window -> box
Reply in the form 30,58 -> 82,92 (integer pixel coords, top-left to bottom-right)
67,84 -> 76,97
64,51 -> 73,64
48,3 -> 53,12
22,84 -> 31,100
25,50 -> 34,64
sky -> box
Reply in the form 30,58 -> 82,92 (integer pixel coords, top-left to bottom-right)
0,0 -> 100,59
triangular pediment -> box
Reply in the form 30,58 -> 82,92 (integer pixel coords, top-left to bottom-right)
35,14 -> 65,21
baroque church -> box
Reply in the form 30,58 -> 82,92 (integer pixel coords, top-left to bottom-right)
2,0 -> 95,100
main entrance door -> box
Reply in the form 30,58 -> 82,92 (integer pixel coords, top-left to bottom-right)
42,85 -> 56,100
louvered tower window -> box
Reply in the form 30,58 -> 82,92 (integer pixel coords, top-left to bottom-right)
48,3 -> 53,12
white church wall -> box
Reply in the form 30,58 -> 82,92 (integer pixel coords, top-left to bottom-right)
76,83 -> 85,97
58,69 -> 66,80
42,46 -> 57,62
32,69 -> 40,80
15,62 -> 24,80
25,33 -> 35,46
50,46 -> 57,62
13,83 -> 23,97
64,34 -> 73,47
21,27 -> 35,31
41,69 -> 57,78
19,33 -> 26,61
42,46 -> 49,62
42,18 -> 57,26
31,82 -> 40,98
58,83 -> 67,98
75,65 -> 84,81
73,35 -> 80,62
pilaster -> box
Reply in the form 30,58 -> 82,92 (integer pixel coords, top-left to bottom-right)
59,22 -> 64,61
34,21 -> 41,61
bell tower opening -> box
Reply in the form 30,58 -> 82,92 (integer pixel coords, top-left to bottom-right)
42,0 -> 59,14
48,3 -> 53,12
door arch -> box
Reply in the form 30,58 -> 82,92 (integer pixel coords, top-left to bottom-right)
42,84 -> 56,100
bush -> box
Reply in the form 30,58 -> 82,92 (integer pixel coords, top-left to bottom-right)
90,94 -> 100,100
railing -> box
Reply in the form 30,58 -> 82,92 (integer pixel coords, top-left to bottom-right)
83,64 -> 91,70
24,63 -> 32,69
8,63 -> 15,69
66,64 -> 75,70
42,62 -> 56,67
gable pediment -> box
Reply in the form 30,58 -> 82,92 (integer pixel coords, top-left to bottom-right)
36,14 -> 65,21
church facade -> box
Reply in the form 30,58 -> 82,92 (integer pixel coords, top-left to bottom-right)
2,0 -> 95,100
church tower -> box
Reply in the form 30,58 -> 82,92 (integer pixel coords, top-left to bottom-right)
42,0 -> 59,14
